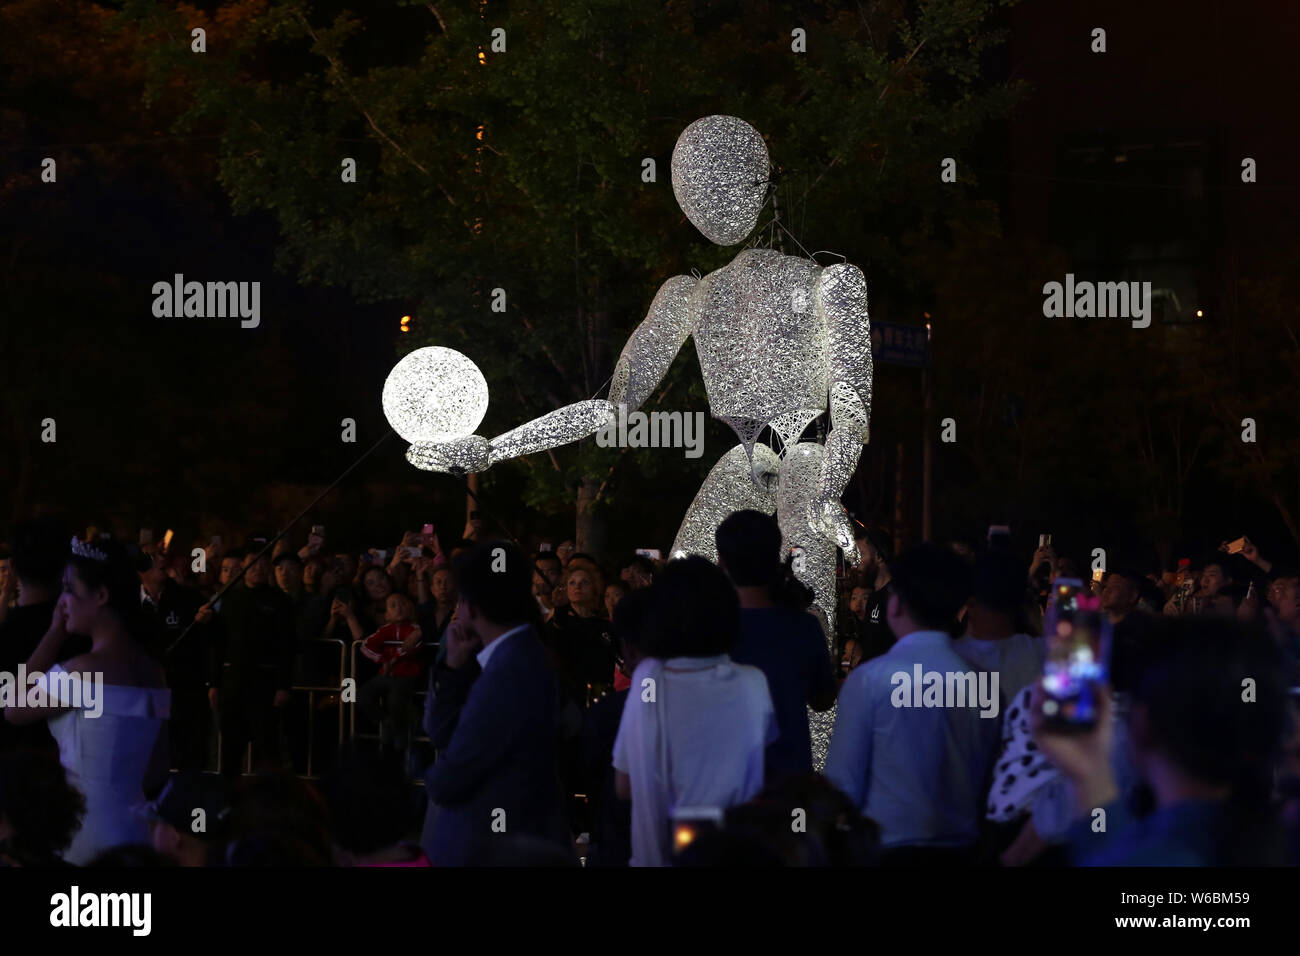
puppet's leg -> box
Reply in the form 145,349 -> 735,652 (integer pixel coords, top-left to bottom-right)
776,442 -> 840,772
670,443 -> 780,562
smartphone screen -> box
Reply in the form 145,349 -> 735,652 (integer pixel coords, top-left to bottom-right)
1042,579 -> 1110,730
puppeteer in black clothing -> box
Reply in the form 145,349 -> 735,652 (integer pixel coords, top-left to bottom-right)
209,583 -> 296,776
543,606 -> 616,708
858,582 -> 897,662
141,579 -> 210,772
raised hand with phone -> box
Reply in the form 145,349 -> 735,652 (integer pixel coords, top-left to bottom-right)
299,524 -> 326,560
388,532 -> 413,570
1040,581 -> 1111,731
1222,535 -> 1272,574
1029,537 -> 1056,583
323,585 -> 362,645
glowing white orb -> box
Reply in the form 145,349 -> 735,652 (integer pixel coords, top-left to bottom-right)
382,346 -> 488,444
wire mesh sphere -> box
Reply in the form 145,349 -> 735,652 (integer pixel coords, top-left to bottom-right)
671,115 -> 770,246
382,346 -> 489,444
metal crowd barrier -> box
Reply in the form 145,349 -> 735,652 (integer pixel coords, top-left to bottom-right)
212,638 -> 348,777
297,638 -> 348,778
203,637 -> 438,779
349,639 -> 433,784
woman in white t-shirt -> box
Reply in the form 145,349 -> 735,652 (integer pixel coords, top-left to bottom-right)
612,556 -> 777,866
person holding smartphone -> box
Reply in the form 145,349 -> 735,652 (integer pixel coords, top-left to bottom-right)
298,526 -> 326,562
1032,615 -> 1289,865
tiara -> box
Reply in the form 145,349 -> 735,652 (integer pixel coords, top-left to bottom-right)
71,537 -> 109,563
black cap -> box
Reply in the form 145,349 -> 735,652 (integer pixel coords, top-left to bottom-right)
272,551 -> 303,568
858,527 -> 894,562
141,772 -> 233,839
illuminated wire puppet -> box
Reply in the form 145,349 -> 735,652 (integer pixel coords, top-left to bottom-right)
390,116 -> 872,762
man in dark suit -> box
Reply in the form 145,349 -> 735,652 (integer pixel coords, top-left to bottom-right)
422,540 -> 573,866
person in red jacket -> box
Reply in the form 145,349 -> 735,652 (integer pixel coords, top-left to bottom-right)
357,593 -> 424,752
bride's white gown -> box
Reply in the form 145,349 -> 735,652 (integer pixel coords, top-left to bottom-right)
43,663 -> 171,865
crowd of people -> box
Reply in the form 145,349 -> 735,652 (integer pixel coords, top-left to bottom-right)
0,511 -> 1298,867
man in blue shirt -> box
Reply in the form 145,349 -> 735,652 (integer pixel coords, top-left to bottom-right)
717,510 -> 838,781
827,543 -> 1001,862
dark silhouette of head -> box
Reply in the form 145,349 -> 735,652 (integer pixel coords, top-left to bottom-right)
643,556 -> 740,658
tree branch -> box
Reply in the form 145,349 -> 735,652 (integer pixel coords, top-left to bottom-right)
593,379 -> 677,505
876,36 -> 928,105
297,12 -> 452,201
519,313 -> 570,382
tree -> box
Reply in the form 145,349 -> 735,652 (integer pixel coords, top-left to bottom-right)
120,0 -> 1026,548
0,0 -> 308,529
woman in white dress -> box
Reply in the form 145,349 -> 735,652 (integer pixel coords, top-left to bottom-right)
2,537 -> 170,864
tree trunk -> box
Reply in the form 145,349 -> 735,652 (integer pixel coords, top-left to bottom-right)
463,473 -> 480,540
575,473 -> 607,557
